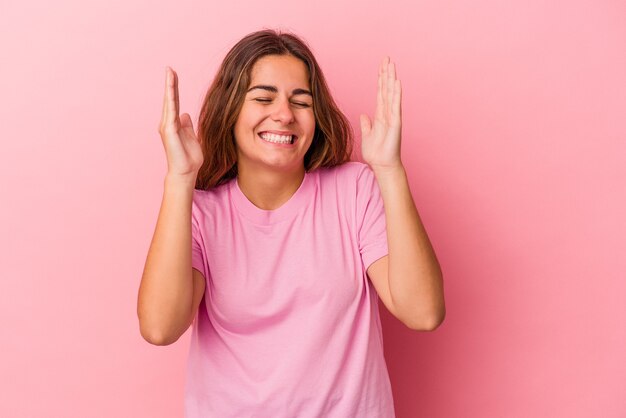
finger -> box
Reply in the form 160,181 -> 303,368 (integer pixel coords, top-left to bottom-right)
163,67 -> 179,129
180,112 -> 194,131
161,67 -> 170,128
392,79 -> 402,120
163,67 -> 176,128
387,60 -> 395,121
381,57 -> 388,120
360,114 -> 371,136
168,68 -> 179,127
375,64 -> 385,122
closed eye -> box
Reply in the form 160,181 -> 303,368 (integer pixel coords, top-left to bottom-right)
253,98 -> 311,107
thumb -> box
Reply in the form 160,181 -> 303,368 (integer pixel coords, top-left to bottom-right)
180,113 -> 194,130
359,114 -> 371,136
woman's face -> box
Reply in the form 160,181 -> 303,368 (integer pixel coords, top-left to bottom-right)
233,54 -> 315,174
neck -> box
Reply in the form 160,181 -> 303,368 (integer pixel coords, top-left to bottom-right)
236,164 -> 306,211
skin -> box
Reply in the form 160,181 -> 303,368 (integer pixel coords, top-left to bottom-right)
158,55 -> 445,333
233,54 -> 316,210
361,57 -> 446,330
159,67 -> 203,178
137,67 -> 205,346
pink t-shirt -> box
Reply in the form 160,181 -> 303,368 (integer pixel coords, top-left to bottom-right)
187,161 -> 395,418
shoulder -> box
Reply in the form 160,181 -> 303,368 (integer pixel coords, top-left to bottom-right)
191,179 -> 234,216
313,162 -> 378,214
325,161 -> 370,176
316,161 -> 373,187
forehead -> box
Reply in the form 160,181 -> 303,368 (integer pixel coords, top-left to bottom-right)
249,55 -> 310,88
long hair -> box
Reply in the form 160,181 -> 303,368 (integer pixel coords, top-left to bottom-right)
195,29 -> 354,190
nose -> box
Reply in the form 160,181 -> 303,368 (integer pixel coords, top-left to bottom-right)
271,97 -> 295,125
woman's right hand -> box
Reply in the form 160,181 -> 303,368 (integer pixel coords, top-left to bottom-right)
159,66 -> 204,179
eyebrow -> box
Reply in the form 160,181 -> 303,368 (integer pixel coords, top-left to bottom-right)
247,85 -> 312,97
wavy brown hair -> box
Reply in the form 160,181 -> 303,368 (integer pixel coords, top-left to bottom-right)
195,29 -> 354,190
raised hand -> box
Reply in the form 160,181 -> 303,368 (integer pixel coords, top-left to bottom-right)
159,67 -> 204,179
359,56 -> 403,173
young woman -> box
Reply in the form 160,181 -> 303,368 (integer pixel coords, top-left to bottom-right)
138,29 -> 445,418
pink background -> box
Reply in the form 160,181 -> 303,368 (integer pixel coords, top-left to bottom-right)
1,0 -> 625,417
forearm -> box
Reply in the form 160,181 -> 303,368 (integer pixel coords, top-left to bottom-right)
373,165 -> 445,329
137,174 -> 197,345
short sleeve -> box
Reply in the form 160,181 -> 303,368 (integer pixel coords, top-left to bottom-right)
356,164 -> 389,271
191,202 -> 207,278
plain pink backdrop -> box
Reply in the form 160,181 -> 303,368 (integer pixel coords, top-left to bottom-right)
1,0 -> 625,417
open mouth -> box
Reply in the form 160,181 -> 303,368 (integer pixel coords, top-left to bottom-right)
258,132 -> 297,145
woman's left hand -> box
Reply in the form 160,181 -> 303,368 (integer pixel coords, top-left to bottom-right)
360,56 -> 403,173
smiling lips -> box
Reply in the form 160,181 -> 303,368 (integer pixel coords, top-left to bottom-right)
259,131 -> 297,145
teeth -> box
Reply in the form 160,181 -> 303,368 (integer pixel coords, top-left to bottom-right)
260,132 -> 294,144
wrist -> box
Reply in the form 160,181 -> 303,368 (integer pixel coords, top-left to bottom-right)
370,163 -> 406,179
164,172 -> 197,188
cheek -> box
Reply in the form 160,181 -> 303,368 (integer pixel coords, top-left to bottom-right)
235,110 -> 260,135
300,111 -> 316,133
